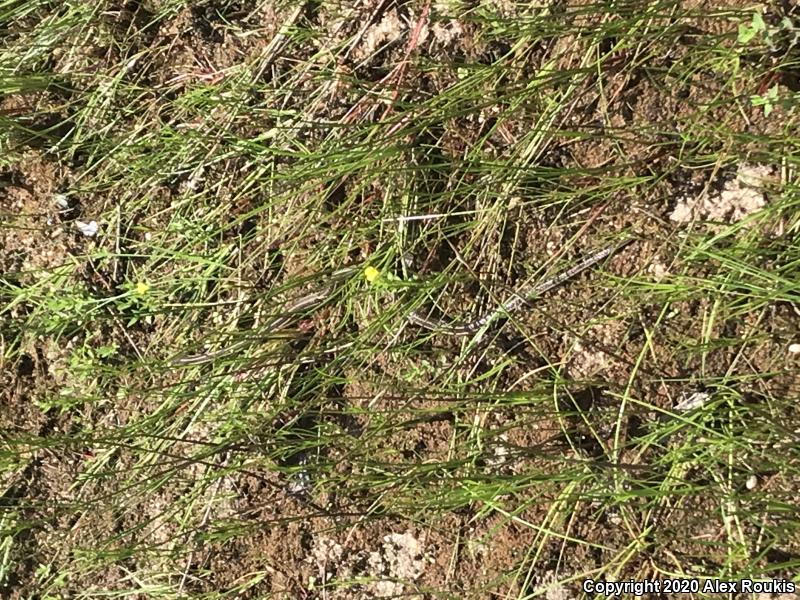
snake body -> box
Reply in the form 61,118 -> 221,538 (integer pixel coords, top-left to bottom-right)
172,239 -> 631,365
407,237 -> 631,336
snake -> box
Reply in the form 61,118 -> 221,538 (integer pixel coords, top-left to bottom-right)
171,237 -> 632,366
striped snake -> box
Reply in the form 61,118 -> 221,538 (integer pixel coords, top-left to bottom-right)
171,237 -> 631,366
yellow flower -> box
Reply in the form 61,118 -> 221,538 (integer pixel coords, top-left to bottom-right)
135,282 -> 150,295
364,266 -> 380,283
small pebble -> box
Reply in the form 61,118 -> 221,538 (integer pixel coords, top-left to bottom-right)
788,343 -> 800,354
76,220 -> 99,237
675,391 -> 710,412
746,474 -> 758,490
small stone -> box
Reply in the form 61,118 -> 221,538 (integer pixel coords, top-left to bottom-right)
675,391 -> 710,412
76,220 -> 99,237
54,194 -> 69,209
